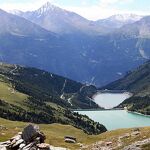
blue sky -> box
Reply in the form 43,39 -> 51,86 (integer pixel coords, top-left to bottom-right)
0,0 -> 150,20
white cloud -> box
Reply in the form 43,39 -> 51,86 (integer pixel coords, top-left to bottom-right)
62,0 -> 149,20
99,0 -> 134,7
64,5 -> 149,20
0,0 -> 56,11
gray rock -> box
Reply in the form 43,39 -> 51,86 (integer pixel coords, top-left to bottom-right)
37,143 -> 50,150
0,141 -> 11,145
22,124 -> 40,143
22,142 -> 35,150
132,128 -> 140,132
12,139 -> 24,148
30,147 -> 37,150
0,146 -> 7,150
64,136 -> 76,143
131,131 -> 140,136
10,134 -> 22,141
0,125 -> 7,130
0,125 -> 56,150
19,143 -> 26,149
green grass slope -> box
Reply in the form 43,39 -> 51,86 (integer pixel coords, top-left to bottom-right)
0,62 -> 106,134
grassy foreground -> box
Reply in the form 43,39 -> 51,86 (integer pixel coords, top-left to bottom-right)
0,117 -> 150,150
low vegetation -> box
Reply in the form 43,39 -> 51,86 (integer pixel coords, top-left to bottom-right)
0,63 -> 106,135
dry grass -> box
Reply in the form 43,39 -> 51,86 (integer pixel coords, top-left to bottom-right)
0,117 -> 150,150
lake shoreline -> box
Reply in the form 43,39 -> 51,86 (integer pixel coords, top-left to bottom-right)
75,110 -> 150,130
72,108 -> 124,111
127,110 -> 150,118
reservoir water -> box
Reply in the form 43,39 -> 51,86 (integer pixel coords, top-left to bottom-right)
76,110 -> 150,130
76,92 -> 150,130
93,92 -> 131,109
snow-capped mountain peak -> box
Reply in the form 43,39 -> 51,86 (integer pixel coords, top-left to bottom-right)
8,9 -> 23,15
109,14 -> 142,22
39,2 -> 57,12
8,2 -> 59,16
36,2 -> 62,15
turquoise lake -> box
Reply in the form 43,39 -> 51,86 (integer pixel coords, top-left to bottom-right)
76,92 -> 150,130
76,110 -> 150,130
93,92 -> 131,109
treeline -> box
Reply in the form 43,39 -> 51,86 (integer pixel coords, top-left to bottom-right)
119,96 -> 150,115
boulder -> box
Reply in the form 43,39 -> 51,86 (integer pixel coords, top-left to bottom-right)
22,142 -> 35,150
0,124 -> 66,150
0,125 -> 7,130
0,147 -> 7,150
38,132 -> 46,143
65,138 -> 76,143
22,124 -> 40,143
12,139 -> 24,148
105,141 -> 112,146
37,143 -> 50,150
131,131 -> 140,136
132,128 -> 140,132
19,143 -> 26,149
64,136 -> 76,143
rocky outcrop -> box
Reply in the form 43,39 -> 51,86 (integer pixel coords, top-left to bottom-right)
83,128 -> 150,150
0,124 -> 67,150
123,138 -> 150,150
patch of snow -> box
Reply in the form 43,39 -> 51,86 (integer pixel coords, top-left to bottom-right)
10,64 -> 17,75
35,38 -> 46,41
34,74 -> 38,77
36,2 -> 60,16
90,59 -> 99,64
68,95 -> 74,106
90,76 -> 95,85
139,49 -> 149,59
10,32 -> 27,37
110,14 -> 142,22
60,93 -> 65,100
81,52 -> 87,57
29,53 -> 38,58
8,10 -> 23,15
117,72 -> 122,76
61,79 -> 67,93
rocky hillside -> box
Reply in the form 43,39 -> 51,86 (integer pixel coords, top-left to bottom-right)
102,61 -> 150,115
0,63 -> 106,134
0,117 -> 150,150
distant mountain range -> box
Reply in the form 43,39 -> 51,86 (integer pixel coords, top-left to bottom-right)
10,2 -> 143,35
95,14 -> 142,31
0,2 -> 149,86
11,2 -> 92,34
